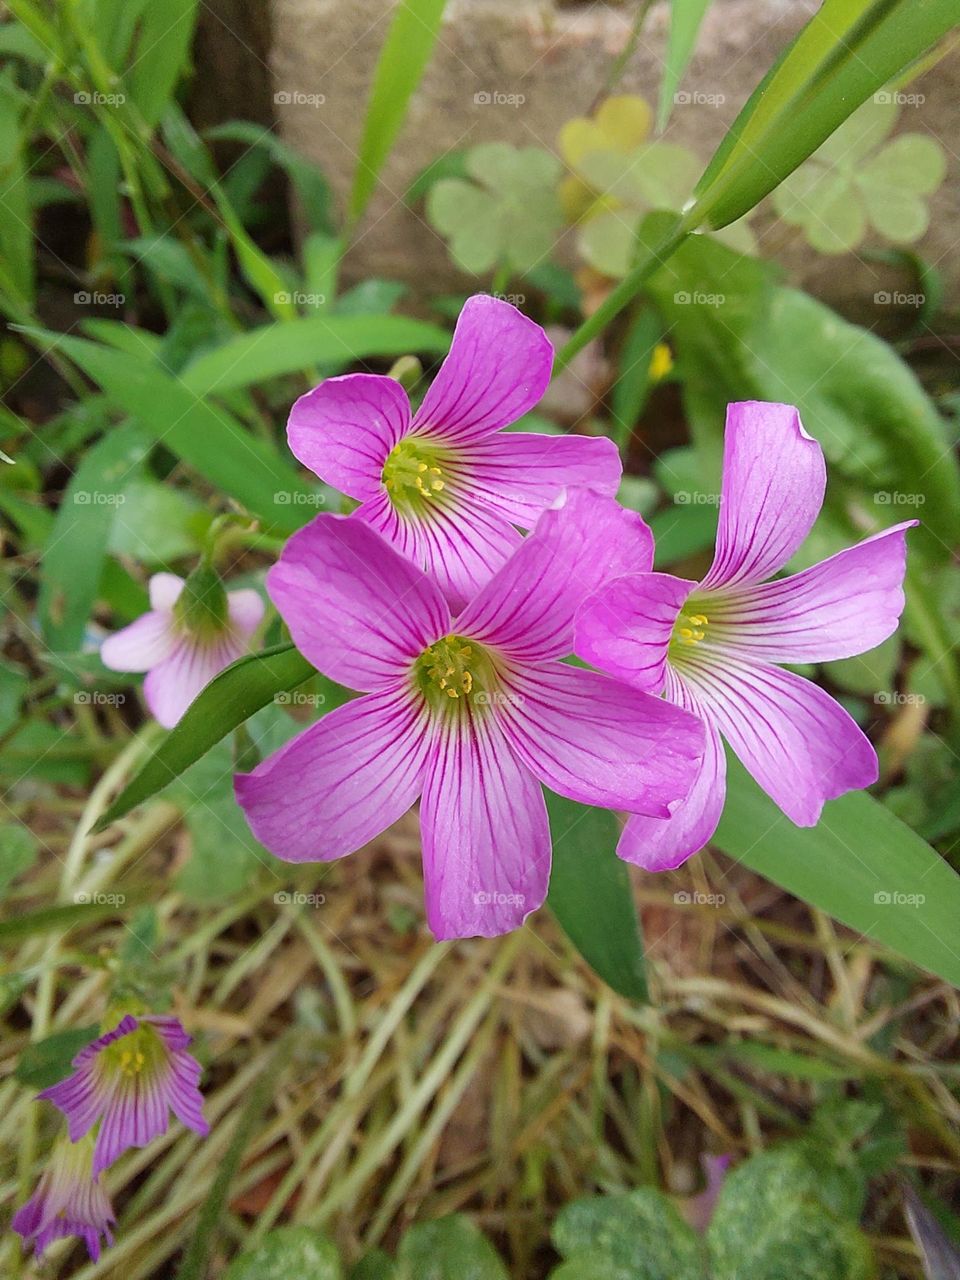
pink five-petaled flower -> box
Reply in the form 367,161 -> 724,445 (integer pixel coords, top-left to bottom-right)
286,295 -> 622,608
235,489 -> 705,939
100,569 -> 264,728
37,1014 -> 209,1176
575,401 -> 916,871
13,1134 -> 115,1262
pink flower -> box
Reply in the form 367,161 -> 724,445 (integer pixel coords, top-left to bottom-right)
13,1135 -> 115,1262
576,401 -> 915,871
235,490 -> 704,939
100,570 -> 264,728
38,1014 -> 209,1176
286,295 -> 621,608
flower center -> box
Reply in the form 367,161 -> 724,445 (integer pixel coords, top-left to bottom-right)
669,604 -> 710,667
413,634 -> 501,714
674,610 -> 709,645
101,1023 -> 164,1081
381,437 -> 454,516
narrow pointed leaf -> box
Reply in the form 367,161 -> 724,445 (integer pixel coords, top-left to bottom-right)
547,793 -> 648,1001
96,644 -> 318,831
350,0 -> 448,223
716,756 -> 960,987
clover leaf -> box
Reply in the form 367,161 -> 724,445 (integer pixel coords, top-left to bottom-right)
426,143 -> 563,275
772,95 -> 946,253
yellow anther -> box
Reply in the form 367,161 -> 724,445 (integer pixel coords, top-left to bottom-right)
381,437 -> 452,511
672,608 -> 710,650
462,671 -> 473,694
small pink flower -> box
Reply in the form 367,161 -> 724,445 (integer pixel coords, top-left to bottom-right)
576,401 -> 915,871
287,295 -> 621,608
13,1135 -> 115,1262
235,489 -> 704,940
101,571 -> 264,728
38,1014 -> 209,1176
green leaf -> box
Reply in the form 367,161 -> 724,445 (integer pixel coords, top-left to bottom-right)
107,476 -> 209,563
692,0 -> 959,230
127,0 -> 199,128
395,1216 -> 508,1280
15,1026 -> 99,1090
0,72 -> 35,310
0,823 -> 36,895
657,0 -> 713,131
206,122 -> 334,234
644,234 -> 960,556
707,1147 -> 872,1280
350,1249 -> 399,1280
180,314 -> 450,397
39,420 -> 150,651
96,644 -> 318,831
223,1228 -> 342,1280
546,793 -> 647,1001
21,329 -> 315,533
350,0 -> 448,223
716,756 -> 960,987
552,1191 -> 705,1280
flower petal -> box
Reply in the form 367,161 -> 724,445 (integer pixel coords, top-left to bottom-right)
419,710 -> 549,938
266,514 -> 450,690
575,572 -> 695,693
459,430 -> 622,528
617,676 -> 726,870
143,635 -> 243,728
497,663 -> 705,817
412,296 -> 553,444
457,489 -> 654,660
235,687 -> 432,862
149,572 -> 184,610
702,402 -> 826,590
705,521 -> 915,662
100,612 -> 177,673
287,373 -> 411,500
686,653 -> 877,825
355,486 -> 521,612
227,588 -> 266,638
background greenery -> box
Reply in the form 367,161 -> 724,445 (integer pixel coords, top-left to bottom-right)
1,0 -> 958,1276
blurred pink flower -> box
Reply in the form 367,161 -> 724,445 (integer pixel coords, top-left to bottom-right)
101,571 -> 263,728
576,401 -> 915,870
39,1014 -> 208,1176
13,1136 -> 115,1262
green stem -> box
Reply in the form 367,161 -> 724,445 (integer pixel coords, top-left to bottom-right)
554,213 -> 696,374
